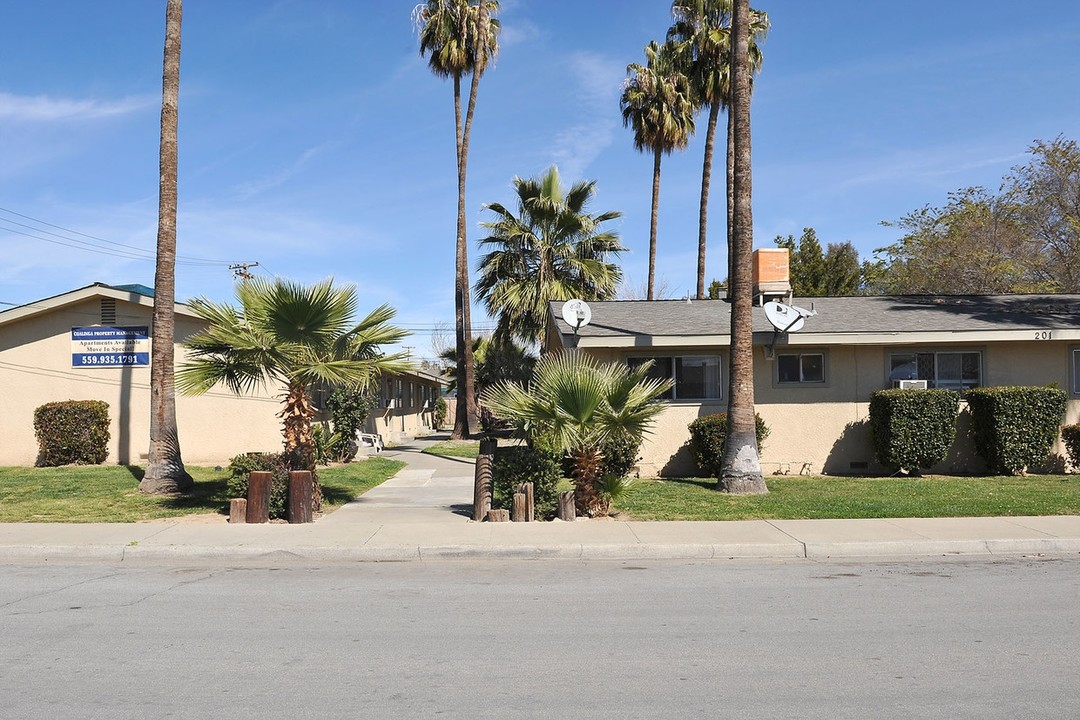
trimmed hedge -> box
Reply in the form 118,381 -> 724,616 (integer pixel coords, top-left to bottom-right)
33,400 -> 110,466
228,452 -> 290,519
965,386 -> 1067,474
491,445 -> 562,520
1061,424 -> 1080,470
687,413 -> 770,477
869,389 -> 960,472
600,431 -> 643,479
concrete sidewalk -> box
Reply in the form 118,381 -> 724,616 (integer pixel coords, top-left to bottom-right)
1,436 -> 1079,564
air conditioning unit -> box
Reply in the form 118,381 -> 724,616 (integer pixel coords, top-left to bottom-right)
894,379 -> 928,390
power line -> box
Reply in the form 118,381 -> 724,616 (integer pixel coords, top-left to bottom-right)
0,206 -> 239,266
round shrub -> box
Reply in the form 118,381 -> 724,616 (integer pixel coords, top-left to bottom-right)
228,452 -> 290,519
966,386 -> 1068,474
869,388 -> 960,472
325,387 -> 375,462
33,400 -> 110,466
687,413 -> 770,477
600,431 -> 643,479
491,445 -> 562,520
1062,424 -> 1080,470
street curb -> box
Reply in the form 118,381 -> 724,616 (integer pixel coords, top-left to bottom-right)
2,539 -> 1078,564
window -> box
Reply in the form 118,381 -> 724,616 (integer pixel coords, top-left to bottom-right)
777,352 -> 825,384
1072,349 -> 1080,394
628,355 -> 722,400
889,351 -> 981,389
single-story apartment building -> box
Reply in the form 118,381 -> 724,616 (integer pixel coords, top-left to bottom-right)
545,293 -> 1080,477
0,283 -> 440,466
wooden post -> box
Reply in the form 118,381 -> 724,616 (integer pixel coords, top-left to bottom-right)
487,509 -> 510,522
246,471 -> 271,523
473,438 -> 497,521
523,481 -> 535,522
288,470 -> 314,524
511,491 -> 527,522
558,490 -> 576,521
229,498 -> 247,524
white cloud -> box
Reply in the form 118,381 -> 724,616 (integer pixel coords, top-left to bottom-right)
230,143 -> 335,200
0,92 -> 153,123
548,52 -> 624,178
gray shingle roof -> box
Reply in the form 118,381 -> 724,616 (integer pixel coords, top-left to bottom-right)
548,295 -> 1080,343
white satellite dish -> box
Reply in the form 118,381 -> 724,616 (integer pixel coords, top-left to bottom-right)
764,300 -> 815,333
561,299 -> 592,332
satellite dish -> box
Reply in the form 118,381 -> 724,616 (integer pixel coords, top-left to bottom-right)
763,300 -> 815,333
561,299 -> 592,332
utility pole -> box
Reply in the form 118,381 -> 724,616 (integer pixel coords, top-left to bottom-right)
229,262 -> 259,280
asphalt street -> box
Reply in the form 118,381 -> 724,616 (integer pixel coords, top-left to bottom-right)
2,555 -> 1077,719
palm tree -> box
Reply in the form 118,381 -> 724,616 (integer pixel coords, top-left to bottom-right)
475,165 -> 625,349
439,334 -> 535,398
719,0 -> 767,494
482,352 -> 671,517
414,0 -> 500,439
620,40 -> 696,301
176,278 -> 411,510
141,0 -> 193,495
669,0 -> 769,299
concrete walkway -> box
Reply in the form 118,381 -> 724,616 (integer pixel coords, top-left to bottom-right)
1,435 -> 1079,563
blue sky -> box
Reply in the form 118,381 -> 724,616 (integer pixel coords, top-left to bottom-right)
3,1 -> 1079,361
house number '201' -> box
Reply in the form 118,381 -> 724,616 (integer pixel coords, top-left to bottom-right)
1034,330 -> 1053,340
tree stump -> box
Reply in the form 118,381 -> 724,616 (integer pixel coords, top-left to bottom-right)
520,482 -> 535,522
229,498 -> 247,524
487,509 -> 510,522
246,471 -> 271,523
473,438 -> 496,521
288,470 -> 314,524
511,491 -> 527,522
558,491 -> 576,521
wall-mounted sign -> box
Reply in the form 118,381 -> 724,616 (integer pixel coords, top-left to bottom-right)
71,326 -> 150,367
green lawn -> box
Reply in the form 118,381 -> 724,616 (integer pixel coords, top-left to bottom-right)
0,457 -> 405,523
615,474 -> 1080,521
422,440 -> 480,460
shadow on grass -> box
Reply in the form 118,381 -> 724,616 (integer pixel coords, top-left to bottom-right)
157,478 -> 231,515
655,477 -> 715,491
124,465 -> 146,481
320,483 -> 356,507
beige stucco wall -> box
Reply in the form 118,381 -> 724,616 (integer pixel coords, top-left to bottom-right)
608,340 -> 1080,477
1,298 -> 285,466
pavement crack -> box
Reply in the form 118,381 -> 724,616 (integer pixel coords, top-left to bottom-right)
0,570 -> 123,613
763,520 -> 809,558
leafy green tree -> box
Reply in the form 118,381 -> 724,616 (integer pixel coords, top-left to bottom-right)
872,137 -> 1080,295
142,0 -> 193,494
476,166 -> 624,349
669,0 -> 769,299
719,0 -> 767,495
177,278 -> 410,511
482,352 -> 671,517
414,0 -> 500,439
873,187 -> 1051,295
620,39 -> 696,300
1005,135 -> 1080,290
774,227 -> 865,296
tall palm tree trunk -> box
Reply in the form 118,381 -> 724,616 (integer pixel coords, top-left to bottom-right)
648,147 -> 662,301
697,100 -> 721,300
451,72 -> 474,439
726,103 -> 735,294
719,0 -> 766,494
450,1 -> 490,439
141,0 -> 192,495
